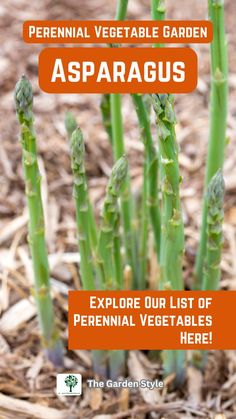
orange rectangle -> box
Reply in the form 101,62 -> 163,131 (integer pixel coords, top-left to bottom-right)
68,291 -> 236,350
38,47 -> 197,94
23,20 -> 213,44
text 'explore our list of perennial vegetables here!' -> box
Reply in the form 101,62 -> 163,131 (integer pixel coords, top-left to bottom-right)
68,291 -> 236,350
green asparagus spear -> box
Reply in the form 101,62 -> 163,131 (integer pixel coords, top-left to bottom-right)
97,155 -> 128,289
113,213 -> 123,289
139,159 -> 149,289
65,113 -> 98,251
152,94 -> 185,385
115,0 -> 128,20
151,0 -> 165,21
110,0 -> 137,286
152,94 -> 184,290
65,111 -> 77,139
70,128 -> 95,290
151,0 -> 166,47
132,94 -> 161,263
100,94 -> 113,145
97,156 -> 128,380
195,0 -> 228,287
70,127 -> 108,377
15,75 -> 63,366
203,169 -> 225,290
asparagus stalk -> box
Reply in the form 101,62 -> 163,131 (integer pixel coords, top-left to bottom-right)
97,155 -> 128,289
194,171 -> 225,371
110,0 -> 137,286
132,94 -> 161,263
203,170 -> 225,290
97,156 -> 128,379
110,88 -> 137,287
69,127 -> 109,377
151,0 -> 166,47
149,0 -> 166,263
115,0 -> 128,20
152,94 -> 184,290
113,213 -> 123,289
65,111 -> 77,139
139,160 -> 149,289
151,0 -> 165,21
152,94 -> 185,385
195,0 -> 228,288
70,128 -> 95,290
65,113 -> 98,251
100,94 -> 113,145
14,75 -> 63,366
151,0 -> 186,381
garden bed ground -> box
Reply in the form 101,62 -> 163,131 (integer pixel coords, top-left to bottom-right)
0,0 -> 236,417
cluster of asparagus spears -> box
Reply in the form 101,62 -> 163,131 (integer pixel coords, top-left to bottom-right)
14,0 -> 228,385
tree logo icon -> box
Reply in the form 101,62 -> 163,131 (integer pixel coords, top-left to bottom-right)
64,375 -> 78,393
56,373 -> 82,396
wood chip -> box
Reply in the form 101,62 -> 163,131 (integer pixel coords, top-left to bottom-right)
0,333 -> 10,355
128,351 -> 161,404
118,388 -> 129,412
89,388 -> 103,411
187,366 -> 203,407
93,416 -> 112,419
0,212 -> 28,246
0,298 -> 36,334
0,393 -> 67,419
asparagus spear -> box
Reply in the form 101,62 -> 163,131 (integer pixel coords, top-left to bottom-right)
70,128 -> 95,290
149,0 -> 166,264
195,0 -> 228,288
139,160 -> 149,289
14,75 -> 63,366
113,213 -> 123,289
195,171 -> 225,370
151,0 -> 165,21
97,155 -> 128,289
152,94 -> 184,290
132,94 -> 161,264
151,0 -> 166,47
65,111 -> 77,139
65,113 -> 98,251
115,0 -> 128,19
203,169 -> 225,290
152,93 -> 185,385
97,155 -> 128,379
100,94 -> 113,145
110,0 -> 137,286
70,127 -> 109,377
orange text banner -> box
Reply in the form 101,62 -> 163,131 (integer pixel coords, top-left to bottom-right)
38,47 -> 197,94
68,291 -> 236,350
23,20 -> 213,44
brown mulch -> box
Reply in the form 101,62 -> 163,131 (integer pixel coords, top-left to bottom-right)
0,0 -> 236,417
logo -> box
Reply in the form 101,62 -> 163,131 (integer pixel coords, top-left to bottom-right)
56,374 -> 82,396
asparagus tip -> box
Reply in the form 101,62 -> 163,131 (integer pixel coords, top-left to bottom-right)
207,169 -> 225,207
70,127 -> 85,156
109,155 -> 128,195
65,111 -> 77,139
14,75 -> 33,121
